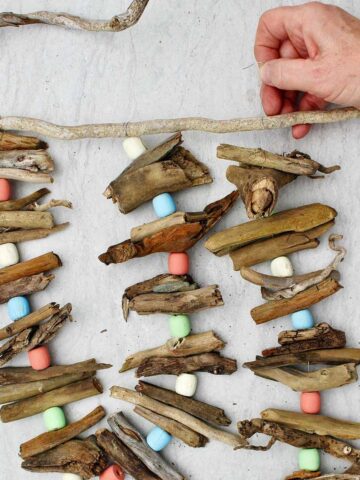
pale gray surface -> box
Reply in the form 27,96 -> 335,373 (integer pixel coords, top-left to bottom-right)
0,1 -> 359,479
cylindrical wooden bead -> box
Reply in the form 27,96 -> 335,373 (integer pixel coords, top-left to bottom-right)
100,465 -> 125,480
298,448 -> 320,471
169,314 -> 191,338
122,137 -> 147,160
0,179 -> 11,201
152,193 -> 176,218
0,242 -> 19,268
175,373 -> 198,397
168,252 -> 189,275
270,256 -> 294,277
7,296 -> 31,321
28,345 -> 51,370
146,426 -> 172,451
62,474 -> 83,480
43,406 -> 67,431
300,392 -> 321,414
291,309 -> 315,330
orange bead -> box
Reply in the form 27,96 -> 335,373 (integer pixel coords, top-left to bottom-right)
168,252 -> 189,275
300,392 -> 321,414
0,179 -> 11,201
28,345 -> 51,371
100,465 -> 125,480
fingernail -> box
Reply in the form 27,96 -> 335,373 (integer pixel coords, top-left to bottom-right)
259,62 -> 273,86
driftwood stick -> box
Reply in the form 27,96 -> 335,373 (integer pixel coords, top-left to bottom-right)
287,474 -> 359,480
0,376 -> 103,422
0,272 -> 54,304
0,251 -> 61,285
20,406 -> 106,459
111,387 -> 244,448
0,149 -> 53,172
0,188 -> 50,211
0,108 -> 358,138
108,412 -> 185,480
0,131 -> 47,151
0,358 -> 111,385
0,211 -> 54,230
131,212 -> 187,243
120,331 -> 225,372
27,199 -> 72,212
0,168 -> 53,183
0,223 -> 69,245
136,381 -> 231,426
136,353 -> 237,377
134,405 -> 208,448
285,471 -> 321,480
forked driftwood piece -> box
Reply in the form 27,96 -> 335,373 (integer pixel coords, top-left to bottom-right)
20,406 -> 106,459
111,386 -> 244,448
136,381 -> 231,426
0,223 -> 69,245
0,149 -> 53,172
108,412 -> 185,480
99,191 -> 238,264
120,331 -> 225,372
205,203 -> 337,256
105,132 -> 212,213
21,436 -> 107,479
0,132 -> 47,151
0,0 -> 149,32
134,405 -> 208,448
0,188 -> 49,211
0,273 -> 54,304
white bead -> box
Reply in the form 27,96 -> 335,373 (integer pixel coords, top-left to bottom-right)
0,243 -> 19,268
271,256 -> 294,277
123,137 -> 147,160
175,373 -> 198,397
62,474 -> 83,480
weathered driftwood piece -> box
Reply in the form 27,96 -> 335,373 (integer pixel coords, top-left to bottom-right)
136,381 -> 231,426
0,149 -> 53,172
0,273 -> 54,304
0,358 -> 111,385
0,168 -> 53,183
105,133 -> 212,213
21,436 -> 107,479
0,251 -> 61,286
96,429 -> 160,480
0,376 -> 102,422
287,474 -> 358,480
0,188 -> 50,211
205,203 -> 337,256
279,323 -> 342,345
0,304 -> 71,366
108,412 -> 185,480
136,353 -> 237,377
251,275 -> 342,324
99,191 -> 238,264
120,331 -> 225,372
217,145 -> 340,176
20,406 -> 105,459
134,405 -> 208,448
230,222 -> 333,269
0,223 -> 69,245
261,323 -> 346,357
0,211 -> 54,230
131,212 -> 187,243
261,409 -> 360,440
252,364 -> 358,392
0,108 -> 358,138
111,386 -> 244,448
285,471 -> 321,480
0,132 -> 47,151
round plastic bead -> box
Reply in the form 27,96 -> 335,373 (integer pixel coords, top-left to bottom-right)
28,345 -> 51,370
300,392 -> 321,414
270,256 -> 294,277
123,137 -> 147,160
152,193 -> 176,218
169,314 -> 191,338
291,309 -> 315,330
43,406 -> 67,431
7,296 -> 31,321
100,464 -> 125,480
146,426 -> 172,451
298,448 -> 320,471
175,373 -> 198,397
0,179 -> 11,201
168,252 -> 189,275
0,242 -> 19,268
62,474 -> 83,480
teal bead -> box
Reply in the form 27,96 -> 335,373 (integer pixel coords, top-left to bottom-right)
291,309 -> 314,330
7,296 -> 31,321
43,407 -> 67,431
169,314 -> 191,338
152,193 -> 176,218
298,448 -> 320,471
146,427 -> 172,451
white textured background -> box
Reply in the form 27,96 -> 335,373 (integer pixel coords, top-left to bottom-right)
0,1 -> 359,479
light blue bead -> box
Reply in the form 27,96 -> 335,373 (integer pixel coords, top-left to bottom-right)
291,309 -> 314,330
152,193 -> 176,218
146,426 -> 172,451
7,296 -> 31,321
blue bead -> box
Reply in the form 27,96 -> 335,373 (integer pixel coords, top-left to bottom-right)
146,427 -> 172,451
152,193 -> 176,218
291,309 -> 314,330
7,296 -> 31,321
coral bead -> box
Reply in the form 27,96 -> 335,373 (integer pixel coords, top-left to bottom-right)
0,179 -> 11,201
270,256 -> 294,277
301,392 -> 321,414
100,464 -> 125,480
28,345 -> 51,370
147,427 -> 172,451
175,373 -> 198,397
298,448 -> 320,471
0,243 -> 19,268
43,406 -> 67,431
168,252 -> 189,275
7,296 -> 31,321
169,314 -> 191,338
291,309 -> 315,330
123,137 -> 147,160
152,193 -> 176,218
62,474 -> 83,480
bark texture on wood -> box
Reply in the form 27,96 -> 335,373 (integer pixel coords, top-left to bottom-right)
0,210 -> 54,230
0,149 -> 53,172
0,223 -> 69,245
0,132 -> 47,151
285,471 -> 321,480
0,273 -> 54,304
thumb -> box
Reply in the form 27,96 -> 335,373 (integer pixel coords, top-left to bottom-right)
260,58 -> 320,93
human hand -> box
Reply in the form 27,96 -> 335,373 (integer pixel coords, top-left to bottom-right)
254,1 -> 360,138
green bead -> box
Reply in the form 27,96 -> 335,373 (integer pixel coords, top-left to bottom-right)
298,448 -> 320,471
168,314 -> 191,338
43,406 -> 67,431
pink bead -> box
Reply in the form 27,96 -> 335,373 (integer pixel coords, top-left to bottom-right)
28,345 -> 51,371
168,252 -> 189,275
300,392 -> 321,414
100,465 -> 125,480
0,179 -> 11,201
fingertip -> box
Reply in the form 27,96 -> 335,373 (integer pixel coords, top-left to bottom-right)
261,84 -> 283,116
292,124 -> 311,139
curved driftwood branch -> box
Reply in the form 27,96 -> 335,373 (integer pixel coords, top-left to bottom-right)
0,108 -> 358,139
0,0 -> 149,32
